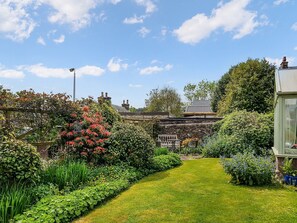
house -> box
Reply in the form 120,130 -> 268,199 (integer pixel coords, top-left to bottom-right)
183,99 -> 216,117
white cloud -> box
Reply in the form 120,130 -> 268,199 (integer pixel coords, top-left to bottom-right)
77,65 -> 105,76
292,22 -> 297,31
134,0 -> 157,14
24,64 -> 105,78
294,46 -> 297,51
0,1 -> 36,41
123,15 -> 144,24
53,34 -> 65,43
151,59 -> 159,64
274,0 -> 289,5
0,68 -> 25,79
265,57 -> 295,66
109,0 -> 122,5
43,0 -> 99,31
140,64 -> 173,75
173,0 -> 266,44
107,58 -> 128,72
37,36 -> 46,46
138,27 -> 150,38
129,84 -> 143,88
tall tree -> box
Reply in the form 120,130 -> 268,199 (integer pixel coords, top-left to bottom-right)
216,58 -> 275,115
184,80 -> 216,102
145,87 -> 182,117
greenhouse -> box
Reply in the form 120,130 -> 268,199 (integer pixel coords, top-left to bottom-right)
273,58 -> 297,168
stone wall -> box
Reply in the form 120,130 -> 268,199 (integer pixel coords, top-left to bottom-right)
158,118 -> 221,141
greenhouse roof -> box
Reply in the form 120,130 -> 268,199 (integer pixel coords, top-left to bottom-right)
276,67 -> 297,95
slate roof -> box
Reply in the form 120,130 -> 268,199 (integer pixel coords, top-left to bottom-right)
112,104 -> 129,112
185,100 -> 212,113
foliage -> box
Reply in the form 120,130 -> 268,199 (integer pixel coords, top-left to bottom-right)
60,106 -> 110,164
0,183 -> 34,223
218,111 -> 274,154
99,102 -> 122,127
179,147 -> 202,155
181,137 -> 199,148
0,87 -> 80,142
0,139 -> 41,184
41,160 -> 94,191
211,69 -> 232,112
154,147 -> 169,156
151,153 -> 182,171
202,134 -> 244,158
108,123 -> 155,168
202,111 -> 274,157
216,58 -> 275,115
282,157 -> 297,176
221,152 -> 275,186
184,79 -> 217,102
145,87 -> 183,117
137,119 -> 161,140
14,180 -> 130,223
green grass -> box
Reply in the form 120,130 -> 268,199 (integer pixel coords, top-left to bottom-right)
75,159 -> 297,223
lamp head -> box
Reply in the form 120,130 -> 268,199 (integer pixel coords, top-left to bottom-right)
69,68 -> 75,72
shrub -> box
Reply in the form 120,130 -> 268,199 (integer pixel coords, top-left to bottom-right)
202,111 -> 273,157
41,160 -> 93,191
179,147 -> 202,155
14,180 -> 129,223
60,106 -> 110,164
0,139 -> 41,184
99,102 -> 122,127
218,111 -> 273,154
154,147 -> 169,156
108,123 -> 155,168
221,152 -> 275,186
202,134 -> 247,158
152,153 -> 182,171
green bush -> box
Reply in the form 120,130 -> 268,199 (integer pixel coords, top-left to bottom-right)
41,160 -> 93,191
152,153 -> 182,171
14,180 -> 129,223
179,147 -> 202,155
154,147 -> 169,156
221,152 -> 275,186
218,111 -> 273,154
0,140 -> 41,184
202,134 -> 247,158
202,111 -> 273,157
108,123 -> 155,168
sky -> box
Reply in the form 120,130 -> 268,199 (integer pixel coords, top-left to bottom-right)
0,0 -> 297,108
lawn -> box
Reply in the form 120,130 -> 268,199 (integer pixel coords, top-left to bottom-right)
75,159 -> 297,223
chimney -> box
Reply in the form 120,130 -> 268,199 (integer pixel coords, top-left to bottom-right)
122,99 -> 130,111
280,56 -> 288,69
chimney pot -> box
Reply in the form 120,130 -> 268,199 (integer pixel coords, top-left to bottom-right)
105,92 -> 108,97
280,56 -> 288,69
101,92 -> 104,97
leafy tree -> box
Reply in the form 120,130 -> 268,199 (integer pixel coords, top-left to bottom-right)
215,58 -> 275,115
145,87 -> 182,117
184,80 -> 217,102
211,70 -> 232,112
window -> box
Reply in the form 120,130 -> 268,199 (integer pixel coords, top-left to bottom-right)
284,98 -> 297,154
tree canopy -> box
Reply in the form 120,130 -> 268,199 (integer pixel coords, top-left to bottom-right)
212,58 -> 275,115
145,87 -> 182,117
184,80 -> 216,102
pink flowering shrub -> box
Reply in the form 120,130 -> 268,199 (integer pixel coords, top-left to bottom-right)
60,106 -> 110,164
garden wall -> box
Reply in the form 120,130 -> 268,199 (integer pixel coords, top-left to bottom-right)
158,118 -> 221,141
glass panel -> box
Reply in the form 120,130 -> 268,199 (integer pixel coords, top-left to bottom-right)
284,99 -> 297,154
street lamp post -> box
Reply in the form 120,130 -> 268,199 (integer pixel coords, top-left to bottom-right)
69,68 -> 76,102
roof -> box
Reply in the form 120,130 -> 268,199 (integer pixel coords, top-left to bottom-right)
185,100 -> 212,113
112,104 -> 129,112
276,67 -> 297,95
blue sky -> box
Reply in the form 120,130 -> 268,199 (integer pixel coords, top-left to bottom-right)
0,0 -> 296,108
